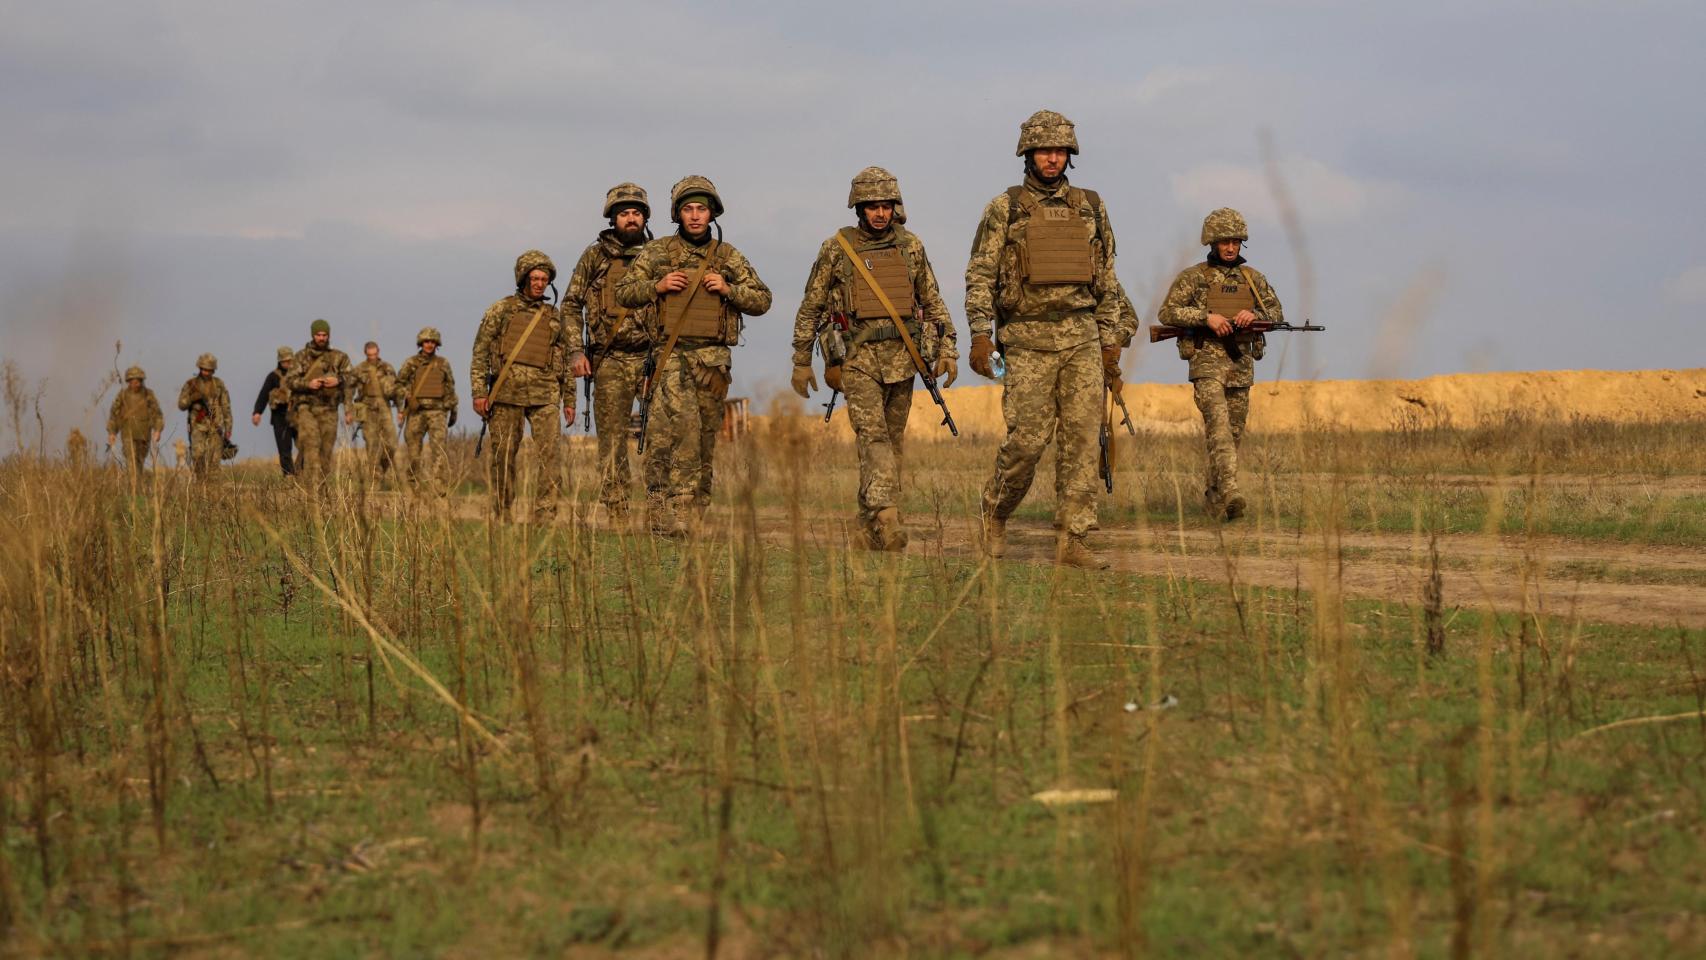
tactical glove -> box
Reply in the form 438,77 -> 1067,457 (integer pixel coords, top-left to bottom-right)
790,365 -> 817,399
1102,346 -> 1122,390
448,408 -> 458,428
823,365 -> 843,392
934,357 -> 958,389
969,334 -> 995,379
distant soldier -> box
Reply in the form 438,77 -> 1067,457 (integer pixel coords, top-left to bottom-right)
177,353 -> 232,480
286,319 -> 353,484
1158,208 -> 1285,520
615,175 -> 772,536
790,166 -> 957,551
106,365 -> 163,481
393,326 -> 458,496
252,346 -> 297,476
563,182 -> 668,525
965,110 -> 1123,569
351,340 -> 399,479
471,250 -> 578,523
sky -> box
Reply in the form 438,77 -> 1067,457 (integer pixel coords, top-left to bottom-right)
2,0 -> 1703,451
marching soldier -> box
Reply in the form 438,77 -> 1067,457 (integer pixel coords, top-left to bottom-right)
965,110 -> 1124,569
1158,208 -> 1285,520
393,327 -> 459,497
286,319 -> 353,484
251,346 -> 297,476
563,182 -> 667,525
471,250 -> 578,523
177,353 -> 232,481
351,340 -> 399,479
790,166 -> 957,551
615,175 -> 772,537
106,365 -> 163,481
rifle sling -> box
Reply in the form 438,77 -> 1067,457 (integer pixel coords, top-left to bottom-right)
486,304 -> 551,414
645,240 -> 720,400
833,231 -> 930,380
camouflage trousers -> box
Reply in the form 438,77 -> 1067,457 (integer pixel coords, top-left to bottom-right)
845,366 -> 914,526
360,405 -> 396,477
487,402 -> 562,522
122,437 -> 151,484
295,405 -> 339,482
1192,378 -> 1250,501
403,409 -> 449,497
188,421 -> 223,480
654,351 -> 729,506
981,342 -> 1101,537
593,350 -> 666,511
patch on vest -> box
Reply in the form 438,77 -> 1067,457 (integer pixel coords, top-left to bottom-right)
1205,277 -> 1256,317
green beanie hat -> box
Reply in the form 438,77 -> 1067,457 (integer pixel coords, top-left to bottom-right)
310,318 -> 331,335
676,192 -> 713,212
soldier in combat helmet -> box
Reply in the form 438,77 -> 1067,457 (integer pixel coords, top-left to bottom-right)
107,365 -> 163,482
351,340 -> 399,480
177,353 -> 232,480
1158,208 -> 1285,520
286,319 -> 353,484
790,166 -> 957,551
615,176 -> 771,537
471,250 -> 579,523
964,110 -> 1124,569
563,182 -> 668,526
392,326 -> 459,497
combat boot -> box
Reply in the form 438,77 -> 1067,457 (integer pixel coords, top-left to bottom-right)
665,496 -> 695,539
873,507 -> 909,552
1223,493 -> 1247,521
1056,534 -> 1110,571
981,512 -> 1007,559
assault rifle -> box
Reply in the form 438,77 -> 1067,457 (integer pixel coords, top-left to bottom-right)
474,372 -> 496,456
816,313 -> 849,423
634,353 -> 658,452
1148,318 -> 1325,343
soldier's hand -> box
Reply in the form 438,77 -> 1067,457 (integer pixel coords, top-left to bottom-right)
308,377 -> 323,389
1101,346 -> 1122,380
344,412 -> 354,426
969,334 -> 996,379
562,403 -> 575,427
448,409 -> 458,428
473,397 -> 489,416
934,357 -> 958,389
1207,314 -> 1234,337
571,354 -> 592,378
1233,309 -> 1257,329
657,271 -> 691,294
251,412 -> 262,426
397,411 -> 406,425
790,365 -> 817,399
323,375 -> 340,387
823,365 -> 843,392
106,433 -> 117,446
703,272 -> 729,296
151,430 -> 161,443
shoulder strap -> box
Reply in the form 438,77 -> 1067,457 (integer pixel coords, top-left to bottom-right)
834,230 -> 929,379
488,304 -> 550,405
644,238 -> 721,400
589,253 -> 637,369
1238,266 -> 1272,315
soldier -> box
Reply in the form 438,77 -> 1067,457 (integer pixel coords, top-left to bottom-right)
177,353 -> 232,480
790,166 -> 957,551
351,340 -> 399,479
106,365 -> 163,481
471,250 -> 578,523
563,182 -> 668,525
286,318 -> 353,484
1158,208 -> 1284,521
392,326 -> 459,497
615,175 -> 772,536
251,346 -> 297,475
964,110 -> 1124,569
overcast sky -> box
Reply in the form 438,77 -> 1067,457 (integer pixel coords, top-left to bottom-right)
2,0 -> 1702,450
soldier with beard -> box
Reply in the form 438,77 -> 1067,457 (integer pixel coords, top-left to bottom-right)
107,365 -> 163,481
615,176 -> 772,537
790,166 -> 957,551
177,353 -> 232,480
351,340 -> 399,480
251,346 -> 297,476
286,319 -> 353,484
393,326 -> 458,497
562,182 -> 667,526
965,110 -> 1123,569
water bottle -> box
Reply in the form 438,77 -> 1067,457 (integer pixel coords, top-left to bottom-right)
991,351 -> 1006,379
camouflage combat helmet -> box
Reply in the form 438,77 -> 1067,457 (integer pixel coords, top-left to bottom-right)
196,353 -> 218,372
1200,207 -> 1249,245
513,249 -> 557,286
602,182 -> 651,220
1016,109 -> 1079,157
669,175 -> 724,222
124,365 -> 146,382
276,346 -> 294,363
416,326 -> 442,345
847,166 -> 902,208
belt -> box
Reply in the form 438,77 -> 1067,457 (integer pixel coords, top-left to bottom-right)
1002,308 -> 1092,324
850,319 -> 922,345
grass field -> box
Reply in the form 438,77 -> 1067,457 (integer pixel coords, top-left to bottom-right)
2,408 -> 1704,958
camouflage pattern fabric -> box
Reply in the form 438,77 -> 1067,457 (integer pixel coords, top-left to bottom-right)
652,350 -> 729,507
392,354 -> 458,412
613,234 -> 772,367
790,223 -> 957,379
1157,258 -> 1284,388
295,406 -> 339,482
843,366 -> 914,527
121,437 -> 152,479
1193,380 -> 1250,504
980,343 -> 1102,536
286,343 -> 354,408
1113,283 -> 1140,348
403,409 -> 450,497
565,230 -> 652,354
177,374 -> 231,480
352,358 -> 397,476
108,385 -> 163,441
592,350 -> 665,511
470,294 -> 574,408
486,402 -> 562,523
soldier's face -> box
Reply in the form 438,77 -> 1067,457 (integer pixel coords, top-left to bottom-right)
280,359 -> 292,371
614,208 -> 646,234
127,378 -> 143,390
421,341 -> 438,355
312,331 -> 330,348
525,269 -> 550,299
1214,239 -> 1243,261
678,202 -> 712,237
860,202 -> 894,232
365,346 -> 379,361
1031,148 -> 1069,179
198,369 -> 212,378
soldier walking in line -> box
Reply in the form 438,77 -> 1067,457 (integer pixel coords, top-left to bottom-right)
177,353 -> 232,481
286,319 -> 352,484
252,346 -> 297,476
393,326 -> 458,497
351,340 -> 399,480
107,365 -> 163,483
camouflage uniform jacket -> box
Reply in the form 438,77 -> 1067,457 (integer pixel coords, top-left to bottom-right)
470,293 -> 572,407
791,224 -> 957,383
614,232 -> 772,368
566,229 -> 652,356
351,359 -> 397,413
177,376 -> 232,433
1114,284 -> 1140,348
964,174 -> 1120,352
393,353 -> 459,413
1158,257 -> 1284,388
286,343 -> 354,410
108,386 -> 164,439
